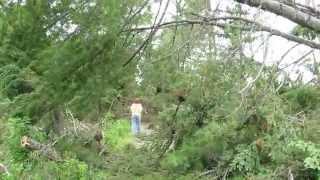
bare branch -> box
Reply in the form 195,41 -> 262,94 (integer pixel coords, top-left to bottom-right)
279,49 -> 314,70
124,16 -> 320,50
239,34 -> 271,94
123,0 -> 171,67
277,43 -> 301,65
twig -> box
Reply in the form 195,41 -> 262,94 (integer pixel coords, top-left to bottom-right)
123,0 -> 171,67
51,133 -> 68,146
222,167 -> 230,180
198,168 -> 217,178
277,43 -> 301,66
275,76 -> 285,92
278,50 -> 314,71
239,34 -> 271,94
65,109 -> 78,136
120,0 -> 150,33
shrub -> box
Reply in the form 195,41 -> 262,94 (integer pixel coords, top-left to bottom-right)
230,144 -> 260,174
7,117 -> 30,162
57,158 -> 89,180
103,113 -> 133,152
283,87 -> 320,113
290,140 -> 320,171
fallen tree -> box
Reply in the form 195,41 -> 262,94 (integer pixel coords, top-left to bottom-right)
21,136 -> 61,161
52,109 -> 103,143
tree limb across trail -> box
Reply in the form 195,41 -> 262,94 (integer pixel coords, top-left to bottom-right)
21,136 -> 61,161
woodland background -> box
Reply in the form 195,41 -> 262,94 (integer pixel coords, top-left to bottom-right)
0,0 -> 320,179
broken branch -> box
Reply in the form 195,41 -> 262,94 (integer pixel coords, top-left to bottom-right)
21,136 -> 61,161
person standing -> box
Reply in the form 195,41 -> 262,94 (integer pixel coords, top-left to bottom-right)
130,98 -> 143,135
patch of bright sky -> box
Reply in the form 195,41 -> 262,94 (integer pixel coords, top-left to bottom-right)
151,0 -> 320,82
239,0 -> 320,82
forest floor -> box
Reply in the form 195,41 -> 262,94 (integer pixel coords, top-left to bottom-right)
133,122 -> 154,148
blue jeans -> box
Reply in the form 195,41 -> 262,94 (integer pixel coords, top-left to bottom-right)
131,115 -> 141,135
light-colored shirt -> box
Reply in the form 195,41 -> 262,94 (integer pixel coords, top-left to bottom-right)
130,103 -> 143,116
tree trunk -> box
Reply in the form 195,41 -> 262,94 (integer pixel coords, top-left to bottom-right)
235,0 -> 320,32
21,136 -> 61,161
52,108 -> 65,135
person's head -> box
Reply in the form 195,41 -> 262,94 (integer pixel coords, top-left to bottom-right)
132,98 -> 141,104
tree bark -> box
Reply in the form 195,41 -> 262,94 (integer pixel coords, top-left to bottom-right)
21,136 -> 61,161
52,108 -> 65,135
235,0 -> 320,32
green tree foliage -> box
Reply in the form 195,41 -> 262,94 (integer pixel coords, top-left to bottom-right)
283,86 -> 320,113
7,117 -> 30,162
102,113 -> 133,152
